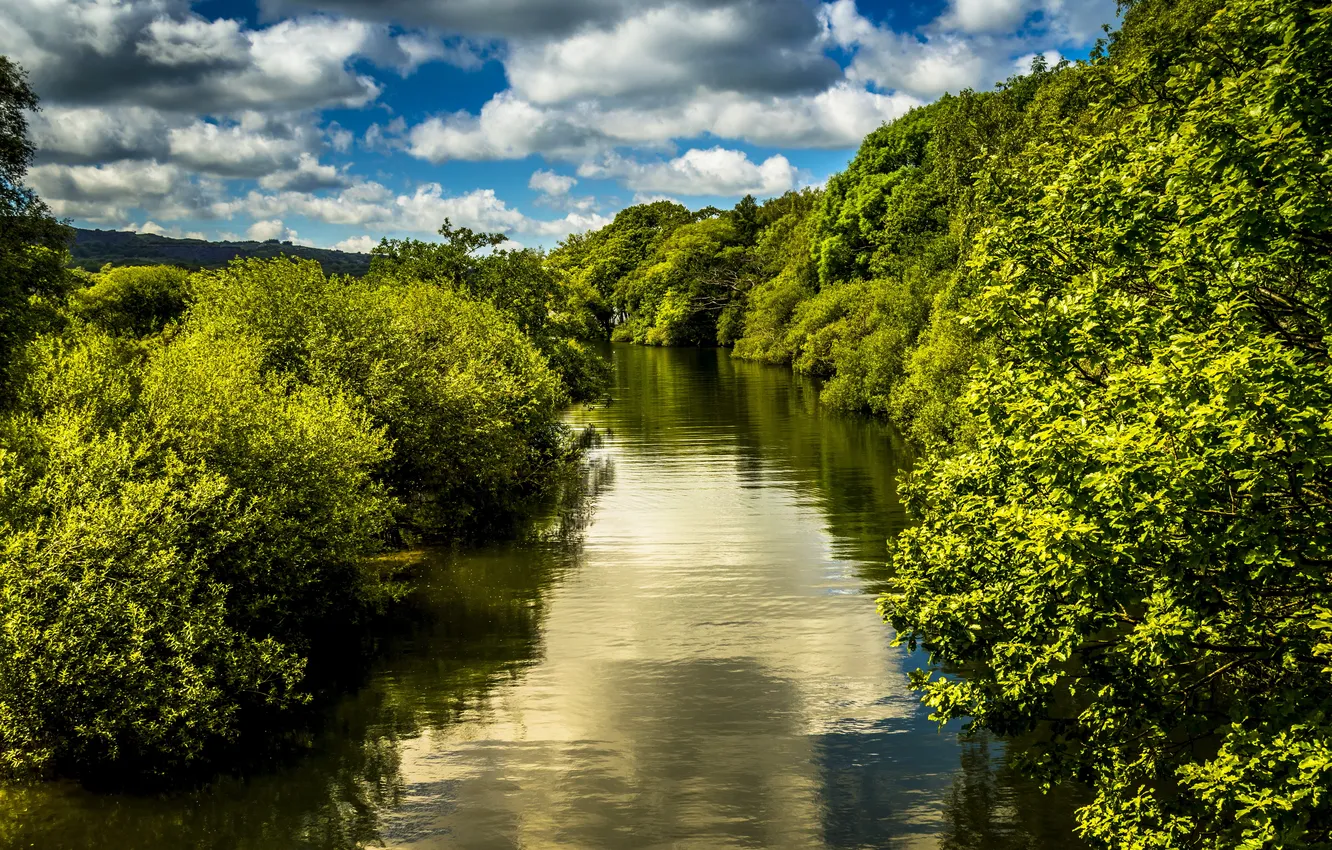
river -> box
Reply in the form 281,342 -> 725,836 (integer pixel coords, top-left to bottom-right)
0,344 -> 1084,849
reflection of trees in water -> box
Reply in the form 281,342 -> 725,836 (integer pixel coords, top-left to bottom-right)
939,734 -> 1088,850
723,353 -> 913,594
596,346 -> 1084,849
812,725 -> 1086,850
394,658 -> 817,849
528,429 -> 617,546
591,345 -> 911,592
0,728 -> 401,849
0,438 -> 617,850
813,723 -> 959,848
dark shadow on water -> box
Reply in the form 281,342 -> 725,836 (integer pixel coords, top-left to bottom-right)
0,445 -> 615,850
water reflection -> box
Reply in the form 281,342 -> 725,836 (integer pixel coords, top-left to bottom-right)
0,345 -> 1082,849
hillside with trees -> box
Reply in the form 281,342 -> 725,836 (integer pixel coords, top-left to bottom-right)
69,228 -> 372,276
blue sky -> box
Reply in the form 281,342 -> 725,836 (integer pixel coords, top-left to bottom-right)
2,0 -> 1119,251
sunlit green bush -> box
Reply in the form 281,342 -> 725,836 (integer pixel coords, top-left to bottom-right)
68,265 -> 191,338
190,258 -> 568,538
731,204 -> 818,364
885,0 -> 1332,846
368,223 -> 610,401
0,417 -> 299,777
0,323 -> 385,777
0,256 -> 576,778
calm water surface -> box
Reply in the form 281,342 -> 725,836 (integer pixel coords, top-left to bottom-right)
0,345 -> 1083,849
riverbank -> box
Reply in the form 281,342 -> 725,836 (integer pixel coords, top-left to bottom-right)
0,344 -> 1086,850
0,256 -> 595,783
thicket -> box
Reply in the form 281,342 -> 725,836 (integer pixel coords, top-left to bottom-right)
0,61 -> 602,781
884,1 -> 1332,847
0,258 -> 583,780
552,0 -> 1332,846
366,221 -> 609,401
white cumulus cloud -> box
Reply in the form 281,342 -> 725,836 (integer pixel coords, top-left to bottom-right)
236,180 -> 610,242
332,235 -> 380,253
246,219 -> 288,241
258,152 -> 351,191
167,117 -> 318,177
529,169 -> 577,197
5,0 -> 1121,242
939,0 -> 1034,33
579,148 -> 799,198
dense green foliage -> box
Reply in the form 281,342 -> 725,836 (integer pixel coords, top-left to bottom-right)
880,1 -> 1332,848
547,200 -> 695,331
0,58 -> 71,401
68,265 -> 191,337
370,220 -> 609,400
548,61 -> 1087,445
553,1 -> 1332,847
1,319 -> 389,777
0,256 -> 574,779
0,57 -> 604,780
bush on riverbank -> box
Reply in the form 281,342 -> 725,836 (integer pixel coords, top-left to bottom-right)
67,264 -> 192,337
0,321 -> 388,777
0,255 -> 574,778
0,52 -> 596,782
187,258 -> 569,539
367,220 -> 610,402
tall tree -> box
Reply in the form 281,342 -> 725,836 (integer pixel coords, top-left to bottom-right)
0,56 -> 71,389
369,219 -> 609,400
366,217 -> 508,289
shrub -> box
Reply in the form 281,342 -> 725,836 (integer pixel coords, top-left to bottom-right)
0,257 -> 573,778
68,265 -> 191,337
189,259 -> 569,538
0,325 -> 382,777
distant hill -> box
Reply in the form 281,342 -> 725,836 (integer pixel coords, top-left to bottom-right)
70,228 -> 373,276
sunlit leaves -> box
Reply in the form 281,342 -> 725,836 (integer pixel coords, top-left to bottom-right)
885,0 -> 1332,846
0,257 -> 574,779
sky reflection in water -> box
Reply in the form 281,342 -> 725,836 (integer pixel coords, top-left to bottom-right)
0,345 -> 1084,850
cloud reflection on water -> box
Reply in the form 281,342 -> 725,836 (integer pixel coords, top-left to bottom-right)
0,344 -> 1082,850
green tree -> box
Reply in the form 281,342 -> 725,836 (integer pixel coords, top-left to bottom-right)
547,200 -> 693,328
0,255 -> 582,780
370,222 -> 608,400
884,1 -> 1332,846
731,194 -> 761,244
0,57 -> 71,395
732,190 -> 822,364
367,218 -> 508,289
0,322 -> 389,779
68,265 -> 192,337
190,258 -> 570,539
613,215 -> 760,346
